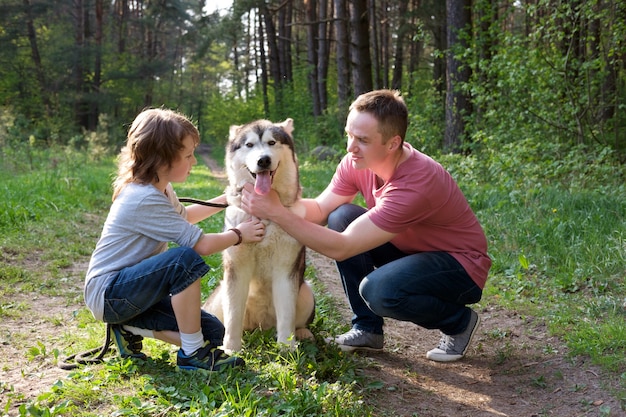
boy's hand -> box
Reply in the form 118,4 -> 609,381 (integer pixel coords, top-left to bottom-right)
236,217 -> 265,244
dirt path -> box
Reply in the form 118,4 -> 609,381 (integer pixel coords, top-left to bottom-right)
1,150 -> 621,417
308,251 -> 620,417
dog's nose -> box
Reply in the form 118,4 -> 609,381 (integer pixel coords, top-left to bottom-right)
257,155 -> 271,169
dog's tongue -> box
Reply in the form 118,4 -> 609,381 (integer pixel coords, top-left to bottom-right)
254,171 -> 272,195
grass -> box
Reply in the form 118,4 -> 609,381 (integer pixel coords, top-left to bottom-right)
1,138 -> 625,415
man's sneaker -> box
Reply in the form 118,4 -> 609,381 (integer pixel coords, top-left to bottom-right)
326,328 -> 384,352
177,342 -> 245,371
111,325 -> 147,360
426,309 -> 480,362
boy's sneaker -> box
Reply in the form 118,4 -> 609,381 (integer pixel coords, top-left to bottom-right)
426,309 -> 480,362
111,325 -> 148,360
326,328 -> 384,352
177,342 -> 245,371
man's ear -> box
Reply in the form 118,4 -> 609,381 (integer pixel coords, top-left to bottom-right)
387,135 -> 401,151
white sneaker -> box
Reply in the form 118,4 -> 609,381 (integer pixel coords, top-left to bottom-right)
426,310 -> 480,362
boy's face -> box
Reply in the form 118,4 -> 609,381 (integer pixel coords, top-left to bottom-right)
344,110 -> 388,171
167,135 -> 197,183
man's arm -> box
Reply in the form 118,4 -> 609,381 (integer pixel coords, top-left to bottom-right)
297,186 -> 349,225
241,184 -> 396,261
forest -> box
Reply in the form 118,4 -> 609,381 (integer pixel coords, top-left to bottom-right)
0,0 -> 624,160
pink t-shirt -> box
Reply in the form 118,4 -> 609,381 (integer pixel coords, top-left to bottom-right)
330,143 -> 491,289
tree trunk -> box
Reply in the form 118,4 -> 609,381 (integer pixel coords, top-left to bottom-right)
258,9 -> 270,117
22,0 -> 51,117
334,0 -> 350,110
115,0 -> 128,53
369,0 -> 381,89
261,3 -> 283,109
278,0 -> 292,83
444,0 -> 472,153
306,0 -> 321,116
428,2 -> 447,96
244,11 -> 253,98
73,0 -> 89,129
90,0 -> 103,131
349,0 -> 373,96
317,0 -> 329,111
391,0 -> 409,90
380,0 -> 390,88
407,0 -> 423,95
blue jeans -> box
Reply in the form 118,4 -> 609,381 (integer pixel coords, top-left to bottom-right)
327,204 -> 482,336
102,246 -> 225,344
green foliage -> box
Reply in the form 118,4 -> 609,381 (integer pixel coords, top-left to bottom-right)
466,0 -> 626,154
1,0 -> 625,164
404,81 -> 445,154
436,137 -> 625,373
200,90 -> 267,148
198,72 -> 348,161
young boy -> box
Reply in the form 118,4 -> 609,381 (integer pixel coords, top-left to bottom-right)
85,108 -> 266,370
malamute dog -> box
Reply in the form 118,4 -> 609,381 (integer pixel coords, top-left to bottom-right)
203,118 -> 315,352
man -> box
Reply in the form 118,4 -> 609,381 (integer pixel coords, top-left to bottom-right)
241,89 -> 491,362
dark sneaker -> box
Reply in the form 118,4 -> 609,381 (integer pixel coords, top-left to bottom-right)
177,342 -> 245,371
111,325 -> 147,360
326,328 -> 384,352
426,309 -> 481,362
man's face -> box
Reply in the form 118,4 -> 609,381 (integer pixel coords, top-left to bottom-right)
344,110 -> 387,170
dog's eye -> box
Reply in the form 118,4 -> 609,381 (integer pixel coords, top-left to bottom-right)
268,140 -> 276,146
246,143 -> 254,148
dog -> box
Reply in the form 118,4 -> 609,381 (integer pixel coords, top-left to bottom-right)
203,118 -> 315,352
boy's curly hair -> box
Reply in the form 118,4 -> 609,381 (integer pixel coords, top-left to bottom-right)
112,108 -> 199,200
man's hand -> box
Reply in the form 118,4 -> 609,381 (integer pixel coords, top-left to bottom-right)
241,183 -> 284,221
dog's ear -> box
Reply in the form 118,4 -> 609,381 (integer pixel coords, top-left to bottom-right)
229,124 -> 242,141
277,118 -> 294,137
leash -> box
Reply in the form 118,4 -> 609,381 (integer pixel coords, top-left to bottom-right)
178,197 -> 228,208
58,324 -> 113,370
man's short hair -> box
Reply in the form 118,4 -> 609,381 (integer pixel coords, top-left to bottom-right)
349,89 -> 408,142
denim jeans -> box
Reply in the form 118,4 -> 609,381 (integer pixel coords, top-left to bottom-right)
102,246 -> 225,344
327,204 -> 482,336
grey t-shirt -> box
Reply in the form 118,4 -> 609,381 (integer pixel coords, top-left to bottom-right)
84,182 -> 203,320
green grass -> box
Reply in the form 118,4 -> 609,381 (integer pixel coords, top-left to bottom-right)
1,138 -> 625,415
436,142 -> 626,370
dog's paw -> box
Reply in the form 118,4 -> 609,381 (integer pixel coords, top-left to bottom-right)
295,328 -> 314,341
222,338 -> 243,353
276,338 -> 298,351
